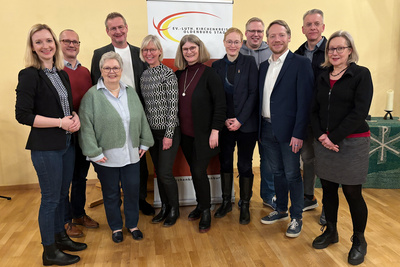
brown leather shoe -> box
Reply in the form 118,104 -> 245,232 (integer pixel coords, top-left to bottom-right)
64,222 -> 83,238
73,215 -> 99,229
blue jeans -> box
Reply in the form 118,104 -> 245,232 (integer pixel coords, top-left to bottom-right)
258,141 -> 275,201
93,162 -> 140,231
31,134 -> 75,246
64,137 -> 91,222
260,120 -> 303,219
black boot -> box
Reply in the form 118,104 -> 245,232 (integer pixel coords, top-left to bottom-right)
348,232 -> 367,265
239,176 -> 253,225
312,221 -> 339,249
152,203 -> 170,223
199,209 -> 211,233
163,206 -> 180,227
43,243 -> 80,266
214,173 -> 233,218
188,205 -> 202,221
55,231 -> 87,251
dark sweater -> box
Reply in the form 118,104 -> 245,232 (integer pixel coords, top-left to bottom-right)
295,37 -> 327,81
63,65 -> 92,111
311,63 -> 373,144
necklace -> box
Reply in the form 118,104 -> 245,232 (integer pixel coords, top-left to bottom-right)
182,68 -> 199,96
331,66 -> 348,77
108,86 -> 120,92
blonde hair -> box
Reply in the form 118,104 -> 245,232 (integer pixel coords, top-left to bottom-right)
245,17 -> 265,31
321,30 -> 359,68
25,24 -> 64,70
224,27 -> 243,42
174,34 -> 210,70
139,35 -> 164,62
266,20 -> 291,37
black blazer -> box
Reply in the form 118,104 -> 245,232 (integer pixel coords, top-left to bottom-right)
212,53 -> 259,133
90,43 -> 145,95
15,67 -> 74,150
176,66 -> 226,159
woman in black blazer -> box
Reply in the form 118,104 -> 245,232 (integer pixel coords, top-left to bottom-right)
212,28 -> 258,224
15,24 -> 86,266
174,34 -> 226,233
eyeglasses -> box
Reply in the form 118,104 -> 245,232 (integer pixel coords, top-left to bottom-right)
108,25 -> 126,33
247,30 -> 263,34
225,40 -> 241,46
182,46 -> 198,53
304,22 -> 323,28
328,46 -> 350,54
142,48 -> 158,53
102,67 -> 121,73
61,39 -> 80,46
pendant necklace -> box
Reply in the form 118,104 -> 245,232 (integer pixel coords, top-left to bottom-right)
331,66 -> 348,77
182,67 -> 199,96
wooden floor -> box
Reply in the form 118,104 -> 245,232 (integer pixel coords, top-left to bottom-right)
1,172 -> 400,267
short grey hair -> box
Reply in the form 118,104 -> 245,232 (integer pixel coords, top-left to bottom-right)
303,9 -> 324,23
99,51 -> 123,70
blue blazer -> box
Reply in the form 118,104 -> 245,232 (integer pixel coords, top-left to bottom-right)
259,51 -> 314,143
212,54 -> 259,133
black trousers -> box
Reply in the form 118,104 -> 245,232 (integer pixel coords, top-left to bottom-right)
219,127 -> 257,177
149,128 -> 180,207
180,134 -> 212,211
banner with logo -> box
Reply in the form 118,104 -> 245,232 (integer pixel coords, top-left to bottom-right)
147,0 -> 233,63
147,0 -> 233,207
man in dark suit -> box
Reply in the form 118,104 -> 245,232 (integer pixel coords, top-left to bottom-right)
294,9 -> 327,219
90,12 -> 154,216
258,20 -> 313,238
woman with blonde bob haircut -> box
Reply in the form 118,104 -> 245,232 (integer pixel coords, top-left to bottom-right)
16,24 -> 85,266
139,35 -> 181,227
321,30 -> 359,68
174,34 -> 226,233
311,30 -> 372,265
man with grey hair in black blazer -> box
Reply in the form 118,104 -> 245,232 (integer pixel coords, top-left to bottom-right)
91,12 -> 154,216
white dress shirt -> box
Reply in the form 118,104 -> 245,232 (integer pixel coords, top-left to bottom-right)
262,49 -> 290,118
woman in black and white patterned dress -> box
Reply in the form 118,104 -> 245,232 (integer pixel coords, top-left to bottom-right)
140,35 -> 180,227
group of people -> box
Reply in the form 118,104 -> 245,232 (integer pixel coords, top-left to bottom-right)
15,8 -> 373,267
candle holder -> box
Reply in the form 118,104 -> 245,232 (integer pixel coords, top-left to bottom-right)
384,110 -> 393,120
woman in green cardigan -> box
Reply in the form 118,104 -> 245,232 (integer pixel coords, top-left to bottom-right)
79,51 -> 153,243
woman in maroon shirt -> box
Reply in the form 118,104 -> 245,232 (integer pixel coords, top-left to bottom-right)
174,34 -> 226,233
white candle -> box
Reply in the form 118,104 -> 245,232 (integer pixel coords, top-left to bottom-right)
386,90 -> 394,111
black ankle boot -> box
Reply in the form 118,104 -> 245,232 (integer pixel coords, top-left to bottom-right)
55,231 -> 87,251
348,232 -> 367,265
152,204 -> 170,223
199,209 -> 211,233
188,205 -> 202,221
214,173 -> 233,218
43,243 -> 80,266
312,221 -> 339,249
163,207 -> 180,227
239,176 -> 253,225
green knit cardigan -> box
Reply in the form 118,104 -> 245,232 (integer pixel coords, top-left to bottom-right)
78,85 -> 154,158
